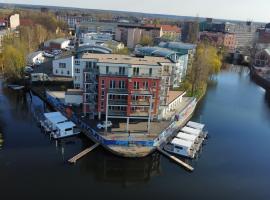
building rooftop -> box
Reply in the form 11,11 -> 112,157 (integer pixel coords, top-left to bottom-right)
81,53 -> 172,65
47,38 -> 69,44
167,91 -> 185,105
159,41 -> 196,50
66,89 -> 83,95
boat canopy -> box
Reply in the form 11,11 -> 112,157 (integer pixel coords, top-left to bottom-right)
171,138 -> 193,148
176,132 -> 197,141
44,112 -> 68,124
187,121 -> 205,130
181,126 -> 201,136
55,121 -> 76,131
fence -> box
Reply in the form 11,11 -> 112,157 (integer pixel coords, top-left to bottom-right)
45,91 -> 154,147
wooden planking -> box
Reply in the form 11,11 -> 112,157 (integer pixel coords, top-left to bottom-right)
157,147 -> 194,171
68,143 -> 100,164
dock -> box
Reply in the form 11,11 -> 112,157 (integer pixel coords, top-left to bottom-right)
68,143 -> 100,164
157,147 -> 194,171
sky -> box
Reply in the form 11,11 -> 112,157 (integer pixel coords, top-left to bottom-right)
2,0 -> 270,22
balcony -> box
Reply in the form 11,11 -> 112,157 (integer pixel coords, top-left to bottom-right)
108,88 -> 128,94
129,111 -> 149,117
108,110 -> 127,116
131,99 -> 151,106
108,99 -> 128,105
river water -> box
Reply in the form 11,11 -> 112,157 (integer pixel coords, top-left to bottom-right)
0,65 -> 270,200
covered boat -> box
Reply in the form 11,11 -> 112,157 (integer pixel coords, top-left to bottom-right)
164,138 -> 196,158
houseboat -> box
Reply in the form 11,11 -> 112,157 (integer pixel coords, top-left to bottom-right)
41,112 -> 80,139
164,138 -> 196,159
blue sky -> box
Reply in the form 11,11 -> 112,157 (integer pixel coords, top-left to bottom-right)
2,0 -> 270,22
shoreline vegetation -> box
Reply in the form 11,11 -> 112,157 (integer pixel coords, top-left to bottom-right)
0,10 -> 68,83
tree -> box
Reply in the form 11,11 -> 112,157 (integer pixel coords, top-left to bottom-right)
139,35 -> 153,46
113,47 -> 130,55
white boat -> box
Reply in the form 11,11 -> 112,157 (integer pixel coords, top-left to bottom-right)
43,112 -> 80,139
181,126 -> 206,139
164,138 -> 196,158
187,121 -> 205,130
53,121 -> 80,139
176,132 -> 203,151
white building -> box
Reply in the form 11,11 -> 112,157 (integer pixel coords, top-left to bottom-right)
27,51 -> 45,65
9,14 -> 20,30
53,56 -> 74,77
65,89 -> 83,105
44,38 -> 70,49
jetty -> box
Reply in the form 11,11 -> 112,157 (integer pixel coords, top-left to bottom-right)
157,147 -> 194,171
68,143 -> 100,164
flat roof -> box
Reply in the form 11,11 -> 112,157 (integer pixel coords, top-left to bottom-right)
171,138 -> 193,148
176,132 -> 197,141
44,112 -> 68,124
181,126 -> 201,136
66,89 -> 83,95
55,121 -> 76,130
187,121 -> 205,130
167,91 -> 185,105
81,53 -> 172,65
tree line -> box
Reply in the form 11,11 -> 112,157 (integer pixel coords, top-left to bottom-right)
0,10 -> 68,82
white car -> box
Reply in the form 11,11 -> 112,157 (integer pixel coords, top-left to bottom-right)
43,52 -> 55,58
97,121 -> 113,129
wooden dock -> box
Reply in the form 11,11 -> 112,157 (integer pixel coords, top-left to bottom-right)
68,143 -> 100,164
157,147 -> 194,171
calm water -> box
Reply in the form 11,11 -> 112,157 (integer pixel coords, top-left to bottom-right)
0,65 -> 270,200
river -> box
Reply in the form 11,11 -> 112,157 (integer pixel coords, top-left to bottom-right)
0,65 -> 270,199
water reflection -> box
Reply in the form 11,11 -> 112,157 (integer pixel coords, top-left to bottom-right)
0,132 -> 3,149
79,150 -> 161,187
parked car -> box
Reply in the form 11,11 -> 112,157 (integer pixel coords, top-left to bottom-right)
24,66 -> 34,73
31,73 -> 51,82
43,52 -> 55,58
97,121 -> 113,129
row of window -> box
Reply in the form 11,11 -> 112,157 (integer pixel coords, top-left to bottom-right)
55,69 -> 70,75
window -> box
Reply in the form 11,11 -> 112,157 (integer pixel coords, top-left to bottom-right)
106,66 -> 109,74
152,81 -> 156,87
86,61 -> 92,69
75,60 -> 80,65
67,70 -> 70,75
74,84 -> 80,89
119,80 -> 126,89
143,81 -> 148,89
101,90 -> 105,99
101,101 -> 104,110
55,69 -> 58,74
101,80 -> 105,89
61,70 -> 63,75
133,67 -> 139,76
75,68 -> 80,73
133,81 -> 139,90
109,80 -> 116,89
119,67 -> 125,75
149,68 -> 152,76
59,63 -> 66,68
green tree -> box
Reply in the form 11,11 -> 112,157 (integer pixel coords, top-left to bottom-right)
139,35 -> 153,46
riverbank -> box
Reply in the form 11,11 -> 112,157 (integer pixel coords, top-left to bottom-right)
250,66 -> 270,91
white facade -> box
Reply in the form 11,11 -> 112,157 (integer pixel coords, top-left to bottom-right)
9,14 -> 20,30
65,90 -> 83,105
27,51 -> 45,65
53,56 -> 74,77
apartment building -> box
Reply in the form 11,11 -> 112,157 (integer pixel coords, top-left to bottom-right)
69,54 -> 177,123
199,31 -> 236,52
115,24 -> 162,48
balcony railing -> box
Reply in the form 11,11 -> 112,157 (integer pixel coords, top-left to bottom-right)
131,100 -> 151,106
108,99 -> 128,105
108,110 -> 127,116
108,88 -> 128,94
129,111 -> 149,117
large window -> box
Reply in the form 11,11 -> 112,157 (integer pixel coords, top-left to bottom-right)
75,60 -> 80,65
109,80 -> 116,89
59,63 -> 66,68
75,68 -> 80,73
119,67 -> 125,75
133,67 -> 139,76
143,81 -> 148,89
106,66 -> 109,74
119,80 -> 126,89
149,68 -> 152,76
133,81 -> 139,90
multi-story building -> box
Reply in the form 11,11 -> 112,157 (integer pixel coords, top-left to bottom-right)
115,24 -> 162,48
70,54 -> 177,123
134,46 -> 189,87
199,31 -> 236,52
